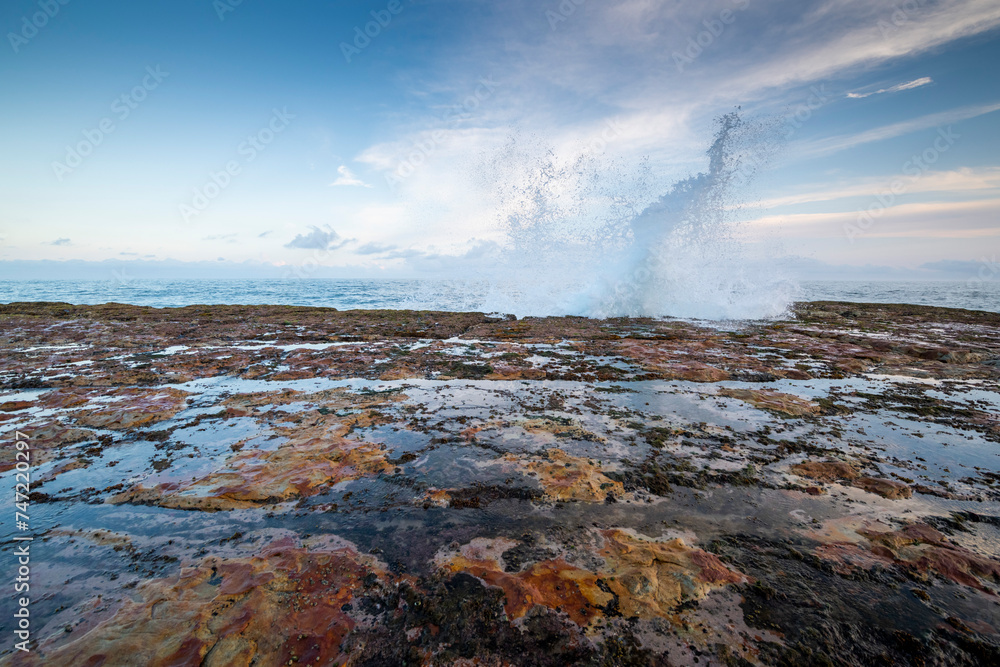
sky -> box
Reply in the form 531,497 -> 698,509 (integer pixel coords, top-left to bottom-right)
1,0 -> 999,282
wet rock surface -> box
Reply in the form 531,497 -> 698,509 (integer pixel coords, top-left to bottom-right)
1,300 -> 999,665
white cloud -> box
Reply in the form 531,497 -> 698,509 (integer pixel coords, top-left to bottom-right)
329,165 -> 372,188
846,76 -> 933,98
748,198 -> 1000,238
284,225 -> 351,250
755,167 -> 1000,209
793,101 -> 1000,159
705,0 -> 1000,101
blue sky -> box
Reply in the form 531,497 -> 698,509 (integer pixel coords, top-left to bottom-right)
1,0 -> 999,280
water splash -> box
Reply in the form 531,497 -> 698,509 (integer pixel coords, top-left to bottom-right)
477,111 -> 795,320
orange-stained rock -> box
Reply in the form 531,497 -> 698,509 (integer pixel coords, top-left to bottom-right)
834,358 -> 870,374
670,362 -> 731,383
854,477 -> 913,499
439,544 -> 606,627
813,543 -> 894,575
484,368 -> 547,381
437,529 -> 747,629
0,400 -> 32,412
0,419 -> 93,472
594,529 -> 749,620
860,523 -> 1000,592
790,460 -> 860,482
419,488 -> 453,508
379,365 -> 423,380
17,537 -> 397,667
112,437 -> 392,511
720,388 -> 820,417
111,390 -> 403,511
518,418 -> 605,443
499,448 -> 625,502
35,457 -> 91,483
612,341 -> 730,382
221,386 -> 406,416
66,387 -> 192,430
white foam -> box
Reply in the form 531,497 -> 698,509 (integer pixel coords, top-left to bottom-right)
472,112 -> 794,320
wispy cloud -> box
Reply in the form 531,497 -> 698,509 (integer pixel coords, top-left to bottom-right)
847,77 -> 933,99
748,198 -> 1000,238
794,101 -> 1000,159
355,242 -> 398,255
329,165 -> 372,188
756,168 -> 1000,209
50,238 -> 71,246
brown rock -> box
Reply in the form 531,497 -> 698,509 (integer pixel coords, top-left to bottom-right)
20,537 -> 398,666
790,460 -> 860,482
499,448 -> 625,502
720,388 -> 820,417
861,523 -> 1000,592
834,358 -> 870,374
112,437 -> 392,511
614,341 -> 730,382
437,529 -> 748,628
597,529 -> 748,619
439,542 -> 604,627
940,350 -> 985,364
68,387 -> 192,430
111,391 -> 401,511
0,420 -> 94,472
854,477 -> 913,499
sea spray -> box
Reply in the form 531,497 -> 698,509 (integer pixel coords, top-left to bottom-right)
477,111 -> 795,320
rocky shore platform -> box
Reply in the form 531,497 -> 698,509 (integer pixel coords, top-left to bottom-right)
1,300 -> 999,666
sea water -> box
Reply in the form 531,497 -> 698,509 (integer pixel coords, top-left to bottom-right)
1,278 -> 997,315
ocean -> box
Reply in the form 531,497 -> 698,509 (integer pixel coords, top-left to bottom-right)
0,279 -> 997,316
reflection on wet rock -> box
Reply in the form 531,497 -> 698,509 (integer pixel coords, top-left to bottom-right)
2,301 -> 1000,664
17,537 -> 397,666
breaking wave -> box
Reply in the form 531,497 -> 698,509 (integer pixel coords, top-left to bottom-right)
475,111 -> 795,320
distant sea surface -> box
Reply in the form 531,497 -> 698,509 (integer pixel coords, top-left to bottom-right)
0,279 -> 997,316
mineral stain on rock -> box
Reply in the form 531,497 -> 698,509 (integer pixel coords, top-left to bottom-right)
1,301 -> 999,665
497,448 -> 627,502
14,537 -> 398,666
